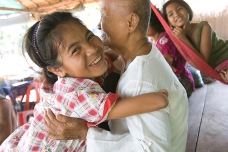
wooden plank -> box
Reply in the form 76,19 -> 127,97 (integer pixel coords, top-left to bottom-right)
186,85 -> 207,152
0,7 -> 40,13
1,0 -> 99,14
196,81 -> 228,152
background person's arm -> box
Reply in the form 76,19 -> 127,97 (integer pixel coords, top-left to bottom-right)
163,54 -> 177,72
0,98 -> 16,144
104,49 -> 119,62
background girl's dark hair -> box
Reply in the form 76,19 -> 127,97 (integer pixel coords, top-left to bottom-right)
22,12 -> 83,84
149,7 -> 165,33
162,0 -> 193,22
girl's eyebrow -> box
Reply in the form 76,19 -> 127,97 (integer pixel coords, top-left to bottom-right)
167,10 -> 173,15
68,41 -> 79,52
176,5 -> 182,9
67,30 -> 91,52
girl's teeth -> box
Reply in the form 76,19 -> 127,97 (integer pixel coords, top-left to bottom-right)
92,56 -> 101,65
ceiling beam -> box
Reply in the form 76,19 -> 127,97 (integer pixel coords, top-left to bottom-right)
0,7 -> 41,13
0,0 -> 99,14
38,0 -> 79,9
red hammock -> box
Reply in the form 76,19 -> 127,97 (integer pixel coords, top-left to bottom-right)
150,3 -> 227,84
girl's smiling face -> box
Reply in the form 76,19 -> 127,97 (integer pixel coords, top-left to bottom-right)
165,2 -> 190,27
52,22 -> 107,79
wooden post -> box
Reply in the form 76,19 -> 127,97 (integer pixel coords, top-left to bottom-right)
34,13 -> 40,21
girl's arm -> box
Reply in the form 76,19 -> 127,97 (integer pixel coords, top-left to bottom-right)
199,22 -> 213,62
104,49 -> 119,62
172,27 -> 204,59
172,23 -> 212,62
106,90 -> 168,120
163,54 -> 177,72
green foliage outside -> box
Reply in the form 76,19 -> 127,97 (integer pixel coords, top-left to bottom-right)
0,23 -> 33,57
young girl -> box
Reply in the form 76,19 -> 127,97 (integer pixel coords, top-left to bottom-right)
0,12 -> 168,152
147,7 -> 195,97
162,0 -> 228,83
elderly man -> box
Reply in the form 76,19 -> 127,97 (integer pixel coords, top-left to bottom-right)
44,0 -> 188,151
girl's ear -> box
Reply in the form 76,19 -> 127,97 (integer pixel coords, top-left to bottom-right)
47,66 -> 66,78
126,13 -> 139,33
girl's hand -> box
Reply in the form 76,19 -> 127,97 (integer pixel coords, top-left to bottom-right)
163,55 -> 177,73
172,27 -> 187,41
170,66 -> 177,72
219,69 -> 228,83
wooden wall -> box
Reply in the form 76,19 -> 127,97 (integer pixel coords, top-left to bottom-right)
192,6 -> 228,40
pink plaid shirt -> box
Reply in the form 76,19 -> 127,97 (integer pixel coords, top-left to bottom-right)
1,76 -> 119,152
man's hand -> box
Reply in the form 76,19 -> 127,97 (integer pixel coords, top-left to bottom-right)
44,109 -> 88,140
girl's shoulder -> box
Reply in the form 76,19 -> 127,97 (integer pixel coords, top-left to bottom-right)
198,21 -> 208,25
196,21 -> 211,30
196,21 -> 212,38
191,21 -> 209,30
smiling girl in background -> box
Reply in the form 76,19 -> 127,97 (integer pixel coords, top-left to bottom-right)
162,0 -> 228,83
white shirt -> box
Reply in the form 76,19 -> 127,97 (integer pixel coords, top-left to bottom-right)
87,45 -> 188,152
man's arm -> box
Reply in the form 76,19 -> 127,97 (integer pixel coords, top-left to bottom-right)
44,109 -> 145,152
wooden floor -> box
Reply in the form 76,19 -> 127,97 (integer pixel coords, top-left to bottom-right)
186,81 -> 228,152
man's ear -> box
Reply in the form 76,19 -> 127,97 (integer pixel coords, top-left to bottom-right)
47,66 -> 66,78
126,13 -> 139,33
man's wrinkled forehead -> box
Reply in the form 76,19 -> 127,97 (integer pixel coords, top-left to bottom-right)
100,0 -> 116,15
100,0 -> 115,9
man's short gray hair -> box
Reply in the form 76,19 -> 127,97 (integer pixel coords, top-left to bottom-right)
127,0 -> 151,36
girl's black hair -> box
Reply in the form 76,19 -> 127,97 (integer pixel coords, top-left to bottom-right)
149,7 -> 165,33
22,12 -> 84,84
162,0 -> 193,22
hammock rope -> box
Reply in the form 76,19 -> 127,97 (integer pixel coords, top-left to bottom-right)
150,3 -> 227,84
